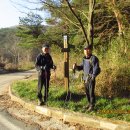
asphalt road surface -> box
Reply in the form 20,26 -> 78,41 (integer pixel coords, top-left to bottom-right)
0,70 -> 39,130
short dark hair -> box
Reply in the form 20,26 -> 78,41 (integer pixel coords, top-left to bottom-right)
42,44 -> 50,48
84,44 -> 92,50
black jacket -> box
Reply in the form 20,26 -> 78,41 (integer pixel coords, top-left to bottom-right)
35,53 -> 54,72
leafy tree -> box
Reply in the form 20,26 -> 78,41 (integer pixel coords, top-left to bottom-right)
16,12 -> 45,48
37,0 -> 90,49
37,0 -> 130,50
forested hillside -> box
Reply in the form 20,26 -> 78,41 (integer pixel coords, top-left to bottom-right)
0,27 -> 17,47
0,27 -> 39,70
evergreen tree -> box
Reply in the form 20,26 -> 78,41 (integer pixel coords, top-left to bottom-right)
16,12 -> 45,48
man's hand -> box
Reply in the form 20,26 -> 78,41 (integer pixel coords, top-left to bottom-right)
72,63 -> 77,74
43,65 -> 48,70
91,75 -> 95,81
53,65 -> 56,70
73,63 -> 77,70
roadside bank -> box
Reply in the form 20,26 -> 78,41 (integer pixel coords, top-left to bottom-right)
9,85 -> 130,130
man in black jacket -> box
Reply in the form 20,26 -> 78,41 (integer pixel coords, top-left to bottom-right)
35,44 -> 56,105
73,45 -> 100,111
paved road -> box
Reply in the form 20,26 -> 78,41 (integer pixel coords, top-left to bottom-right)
0,70 -> 36,93
0,70 -> 39,130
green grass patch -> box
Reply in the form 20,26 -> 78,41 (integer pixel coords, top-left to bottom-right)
11,79 -> 130,122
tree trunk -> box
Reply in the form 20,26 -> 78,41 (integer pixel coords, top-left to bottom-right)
88,0 -> 95,47
65,0 -> 96,47
111,0 -> 124,36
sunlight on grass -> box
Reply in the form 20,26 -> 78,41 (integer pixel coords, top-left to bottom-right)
12,79 -> 130,122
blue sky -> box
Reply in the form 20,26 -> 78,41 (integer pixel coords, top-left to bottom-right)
0,0 -> 47,28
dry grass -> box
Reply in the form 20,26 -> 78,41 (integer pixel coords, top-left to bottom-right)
51,44 -> 130,98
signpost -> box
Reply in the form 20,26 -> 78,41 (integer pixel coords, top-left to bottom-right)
62,35 -> 70,98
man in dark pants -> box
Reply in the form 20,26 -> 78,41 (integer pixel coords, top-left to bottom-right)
35,44 -> 56,105
73,45 -> 100,111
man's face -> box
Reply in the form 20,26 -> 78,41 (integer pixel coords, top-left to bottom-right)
42,47 -> 50,54
84,48 -> 92,57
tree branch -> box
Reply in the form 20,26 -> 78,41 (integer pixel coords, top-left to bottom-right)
65,0 -> 89,45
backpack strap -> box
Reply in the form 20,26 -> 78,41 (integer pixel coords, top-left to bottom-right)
89,55 -> 94,67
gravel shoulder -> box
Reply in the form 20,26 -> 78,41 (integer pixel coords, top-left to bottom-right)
0,88 -> 102,130
0,70 -> 102,130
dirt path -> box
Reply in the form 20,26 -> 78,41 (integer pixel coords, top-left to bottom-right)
0,90 -> 103,130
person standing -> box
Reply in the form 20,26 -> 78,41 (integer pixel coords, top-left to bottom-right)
35,44 -> 56,105
73,44 -> 100,111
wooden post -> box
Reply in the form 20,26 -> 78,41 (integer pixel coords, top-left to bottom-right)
63,35 -> 69,95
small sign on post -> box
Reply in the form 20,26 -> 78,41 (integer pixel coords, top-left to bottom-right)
62,35 -> 70,98
64,35 -> 68,48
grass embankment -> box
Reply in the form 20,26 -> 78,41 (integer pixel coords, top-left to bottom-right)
12,41 -> 130,122
12,79 -> 130,122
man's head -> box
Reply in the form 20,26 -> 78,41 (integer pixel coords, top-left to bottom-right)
84,44 -> 92,57
42,44 -> 50,54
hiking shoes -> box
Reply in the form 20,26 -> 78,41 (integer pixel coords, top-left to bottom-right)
38,99 -> 46,106
87,106 -> 94,112
83,104 -> 90,109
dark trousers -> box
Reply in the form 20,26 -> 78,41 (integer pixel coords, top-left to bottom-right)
84,79 -> 96,107
37,71 -> 50,102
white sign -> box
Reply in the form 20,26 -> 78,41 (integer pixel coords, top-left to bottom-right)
64,35 -> 68,48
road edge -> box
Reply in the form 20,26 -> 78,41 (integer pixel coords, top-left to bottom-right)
9,85 -> 130,130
